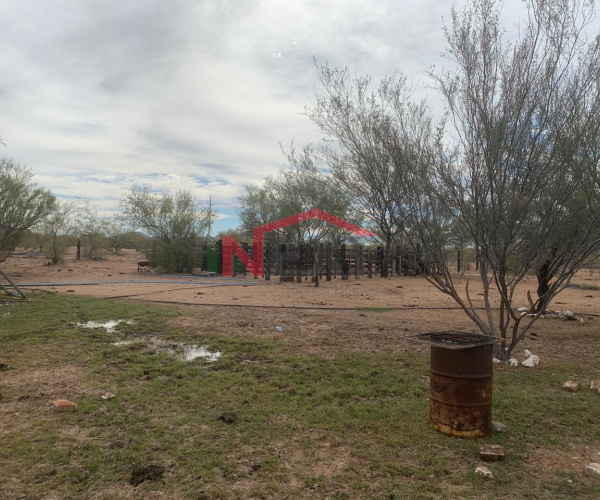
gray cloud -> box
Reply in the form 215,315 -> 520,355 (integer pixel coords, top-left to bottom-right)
0,0 -> 542,228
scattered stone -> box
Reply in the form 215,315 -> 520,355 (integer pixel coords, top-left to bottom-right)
479,444 -> 506,462
0,363 -> 8,371
492,421 -> 507,433
52,399 -> 77,412
562,381 -> 580,392
493,358 -> 501,364
517,307 -> 529,312
564,311 -> 575,317
218,412 -> 237,423
474,465 -> 494,479
101,392 -> 116,400
129,464 -> 165,486
522,355 -> 540,368
508,358 -> 519,367
524,349 -> 533,358
590,380 -> 599,392
584,463 -> 600,478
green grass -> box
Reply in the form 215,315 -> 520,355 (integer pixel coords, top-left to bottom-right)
0,294 -> 599,499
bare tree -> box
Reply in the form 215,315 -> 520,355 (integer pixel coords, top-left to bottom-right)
402,0 -> 600,359
296,63 -> 440,274
38,200 -> 86,264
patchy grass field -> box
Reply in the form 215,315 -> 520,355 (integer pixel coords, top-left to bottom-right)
1,293 -> 599,499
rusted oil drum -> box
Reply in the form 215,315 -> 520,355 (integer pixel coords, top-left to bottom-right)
429,343 -> 493,438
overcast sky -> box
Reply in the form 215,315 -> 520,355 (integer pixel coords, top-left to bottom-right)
0,0 -> 529,232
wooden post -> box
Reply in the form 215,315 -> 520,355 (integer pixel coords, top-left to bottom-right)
280,244 -> 287,280
457,249 -> 462,273
354,245 -> 360,279
265,242 -> 271,280
242,242 -> 248,276
326,243 -> 332,281
313,243 -> 319,287
76,239 -> 81,261
367,247 -> 372,278
297,243 -> 303,283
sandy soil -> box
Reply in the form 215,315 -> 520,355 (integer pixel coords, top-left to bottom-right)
2,247 -> 599,314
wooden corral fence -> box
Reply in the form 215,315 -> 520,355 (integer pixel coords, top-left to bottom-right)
213,240 -> 441,280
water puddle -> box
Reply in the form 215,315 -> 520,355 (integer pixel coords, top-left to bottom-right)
112,336 -> 221,362
76,319 -> 136,333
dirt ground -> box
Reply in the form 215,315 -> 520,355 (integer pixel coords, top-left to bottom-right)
2,247 -> 599,364
3,247 -> 599,311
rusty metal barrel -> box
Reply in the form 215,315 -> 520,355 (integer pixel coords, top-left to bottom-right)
429,343 -> 493,438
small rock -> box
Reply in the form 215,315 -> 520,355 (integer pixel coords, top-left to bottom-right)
52,399 -> 77,412
584,463 -> 600,478
218,412 -> 237,423
590,380 -> 600,391
101,392 -> 116,400
479,444 -> 506,462
474,465 -> 494,479
275,326 -> 283,332
66,290 -> 75,293
492,421 -> 507,433
508,358 -> 519,367
524,349 -> 532,358
517,307 -> 529,312
522,355 -> 540,367
562,381 -> 580,392
492,358 -> 501,364
0,363 -> 8,371
564,311 -> 574,317
544,314 -> 558,319
130,464 -> 164,486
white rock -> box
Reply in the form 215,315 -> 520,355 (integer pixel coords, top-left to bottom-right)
578,318 -> 585,323
563,381 -> 580,392
522,355 -> 540,367
524,349 -> 533,358
590,380 -> 599,391
493,358 -> 501,364
492,421 -> 507,433
517,307 -> 529,312
584,463 -> 600,478
475,465 -> 494,479
564,311 -> 574,317
508,358 -> 519,367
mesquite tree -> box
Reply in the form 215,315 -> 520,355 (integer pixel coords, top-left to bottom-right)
120,186 -> 210,273
404,0 -> 600,359
0,159 -> 55,263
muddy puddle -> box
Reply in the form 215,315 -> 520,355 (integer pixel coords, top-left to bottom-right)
75,319 -> 136,333
113,337 -> 222,362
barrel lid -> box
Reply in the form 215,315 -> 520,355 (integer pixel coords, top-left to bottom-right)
405,330 -> 501,350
